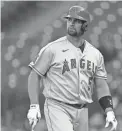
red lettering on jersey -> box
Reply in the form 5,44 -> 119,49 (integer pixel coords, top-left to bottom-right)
92,62 -> 95,73
87,60 -> 91,70
80,59 -> 85,69
62,59 -> 70,74
80,58 -> 96,74
71,59 -> 76,69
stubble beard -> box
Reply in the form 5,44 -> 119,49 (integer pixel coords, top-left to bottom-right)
67,28 -> 83,37
67,28 -> 78,37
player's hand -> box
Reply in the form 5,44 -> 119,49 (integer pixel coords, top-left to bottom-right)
27,104 -> 41,130
105,111 -> 117,131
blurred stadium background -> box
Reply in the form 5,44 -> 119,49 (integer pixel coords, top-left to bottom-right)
1,1 -> 122,131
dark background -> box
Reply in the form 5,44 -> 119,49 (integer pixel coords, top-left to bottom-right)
1,1 -> 122,131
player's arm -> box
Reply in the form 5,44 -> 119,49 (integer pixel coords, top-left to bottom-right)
27,69 -> 42,130
94,52 -> 117,131
27,46 -> 53,130
28,46 -> 53,103
28,69 -> 42,104
94,78 -> 112,113
94,78 -> 117,131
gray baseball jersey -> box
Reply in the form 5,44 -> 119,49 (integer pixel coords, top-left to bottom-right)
29,36 -> 107,104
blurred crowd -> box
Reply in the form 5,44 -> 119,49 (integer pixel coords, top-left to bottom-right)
1,1 -> 122,131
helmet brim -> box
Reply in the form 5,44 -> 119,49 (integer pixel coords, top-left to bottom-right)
64,15 -> 87,22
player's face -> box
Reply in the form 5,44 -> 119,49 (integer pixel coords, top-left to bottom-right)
67,17 -> 85,37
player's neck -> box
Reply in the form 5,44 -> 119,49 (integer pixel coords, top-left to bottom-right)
67,35 -> 84,48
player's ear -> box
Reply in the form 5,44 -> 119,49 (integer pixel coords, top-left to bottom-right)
82,22 -> 88,32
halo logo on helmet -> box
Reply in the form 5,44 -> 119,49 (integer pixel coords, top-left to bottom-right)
64,6 -> 91,24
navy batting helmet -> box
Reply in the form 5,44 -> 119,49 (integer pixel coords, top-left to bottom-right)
64,6 -> 91,23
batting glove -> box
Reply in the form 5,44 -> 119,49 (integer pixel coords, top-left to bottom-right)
105,111 -> 118,131
27,104 -> 41,130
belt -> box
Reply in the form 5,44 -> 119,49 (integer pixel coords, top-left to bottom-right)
64,102 -> 87,109
50,98 -> 87,109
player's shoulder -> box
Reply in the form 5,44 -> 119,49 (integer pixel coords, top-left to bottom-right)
85,40 -> 102,55
41,36 -> 66,51
37,36 -> 66,56
48,36 -> 67,48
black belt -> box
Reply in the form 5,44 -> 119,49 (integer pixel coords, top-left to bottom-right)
51,99 -> 87,109
64,102 -> 87,109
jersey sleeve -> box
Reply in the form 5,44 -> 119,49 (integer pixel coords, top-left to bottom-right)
95,52 -> 107,79
28,46 -> 53,77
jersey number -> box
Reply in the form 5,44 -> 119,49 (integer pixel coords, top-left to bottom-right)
89,77 -> 93,85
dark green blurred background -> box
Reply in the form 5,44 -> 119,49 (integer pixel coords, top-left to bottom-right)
1,1 -> 122,131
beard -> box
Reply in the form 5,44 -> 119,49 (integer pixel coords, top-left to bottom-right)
67,27 -> 84,37
67,27 -> 77,36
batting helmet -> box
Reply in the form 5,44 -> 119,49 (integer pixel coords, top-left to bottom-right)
64,6 -> 91,23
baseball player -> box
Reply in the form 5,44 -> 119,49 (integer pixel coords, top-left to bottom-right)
27,6 -> 117,131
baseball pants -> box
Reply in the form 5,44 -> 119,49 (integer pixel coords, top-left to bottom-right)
44,98 -> 88,131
